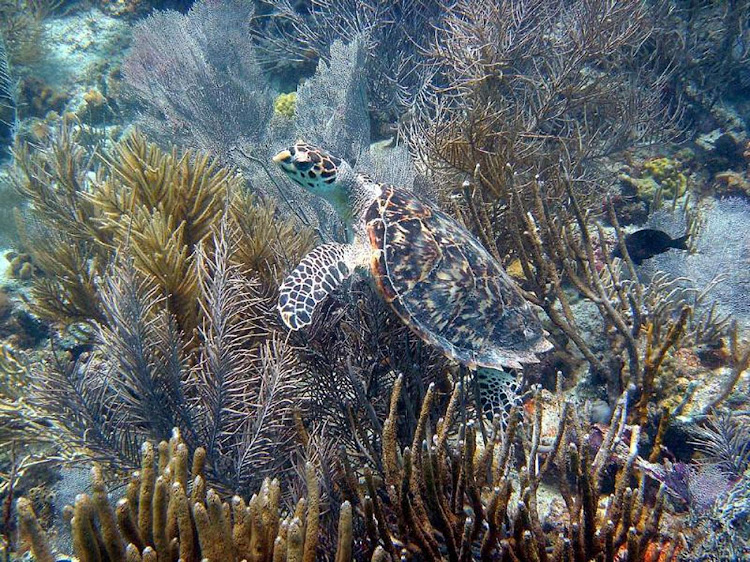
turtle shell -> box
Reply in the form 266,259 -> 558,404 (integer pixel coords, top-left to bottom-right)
364,184 -> 551,370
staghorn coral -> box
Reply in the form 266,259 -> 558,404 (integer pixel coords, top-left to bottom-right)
16,430 -> 352,562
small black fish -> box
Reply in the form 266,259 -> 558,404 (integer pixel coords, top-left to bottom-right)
611,229 -> 689,265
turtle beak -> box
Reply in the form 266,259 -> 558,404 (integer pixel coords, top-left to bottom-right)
272,150 -> 292,164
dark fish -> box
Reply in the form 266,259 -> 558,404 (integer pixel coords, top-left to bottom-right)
611,229 -> 689,265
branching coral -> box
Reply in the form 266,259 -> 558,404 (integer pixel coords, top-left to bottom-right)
336,378 -> 683,561
389,1 -> 740,429
4,119 -> 320,500
86,131 -> 243,338
25,228 -> 304,496
12,120 -> 109,324
229,192 -> 315,286
408,0 -> 682,249
16,380 -> 686,561
11,118 -> 313,332
16,431 -> 351,562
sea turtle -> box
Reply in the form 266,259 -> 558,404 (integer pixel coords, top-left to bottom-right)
272,142 -> 552,374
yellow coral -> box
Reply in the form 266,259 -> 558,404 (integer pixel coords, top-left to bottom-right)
505,257 -> 535,281
83,88 -> 105,107
619,156 -> 689,202
273,91 -> 297,118
641,157 -> 688,199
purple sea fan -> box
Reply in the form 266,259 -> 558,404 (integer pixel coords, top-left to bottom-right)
639,459 -> 732,514
122,0 -> 273,159
644,197 -> 750,330
687,463 -> 735,514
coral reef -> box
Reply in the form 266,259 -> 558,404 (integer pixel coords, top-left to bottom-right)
20,239 -> 302,496
406,0 -> 682,260
1,2 -> 749,561
16,430 -> 351,562
15,382 -> 687,561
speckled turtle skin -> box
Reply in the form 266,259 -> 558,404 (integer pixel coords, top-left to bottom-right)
364,184 -> 550,370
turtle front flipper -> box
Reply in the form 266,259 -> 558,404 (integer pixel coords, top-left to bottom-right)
278,243 -> 367,330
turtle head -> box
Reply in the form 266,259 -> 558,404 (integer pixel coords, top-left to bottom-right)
273,142 -> 356,223
273,142 -> 346,193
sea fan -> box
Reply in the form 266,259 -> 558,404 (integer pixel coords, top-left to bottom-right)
690,412 -> 750,478
295,37 -> 370,166
643,197 -> 750,330
123,0 -> 273,159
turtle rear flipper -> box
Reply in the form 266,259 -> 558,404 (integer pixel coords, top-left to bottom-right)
476,367 -> 520,426
278,243 -> 367,330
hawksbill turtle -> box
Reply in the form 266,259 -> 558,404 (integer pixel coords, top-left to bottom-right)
272,142 -> 552,400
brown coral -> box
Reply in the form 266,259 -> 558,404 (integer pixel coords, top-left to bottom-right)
17,430 -> 352,562
16,383 -> 687,562
11,118 -> 313,332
